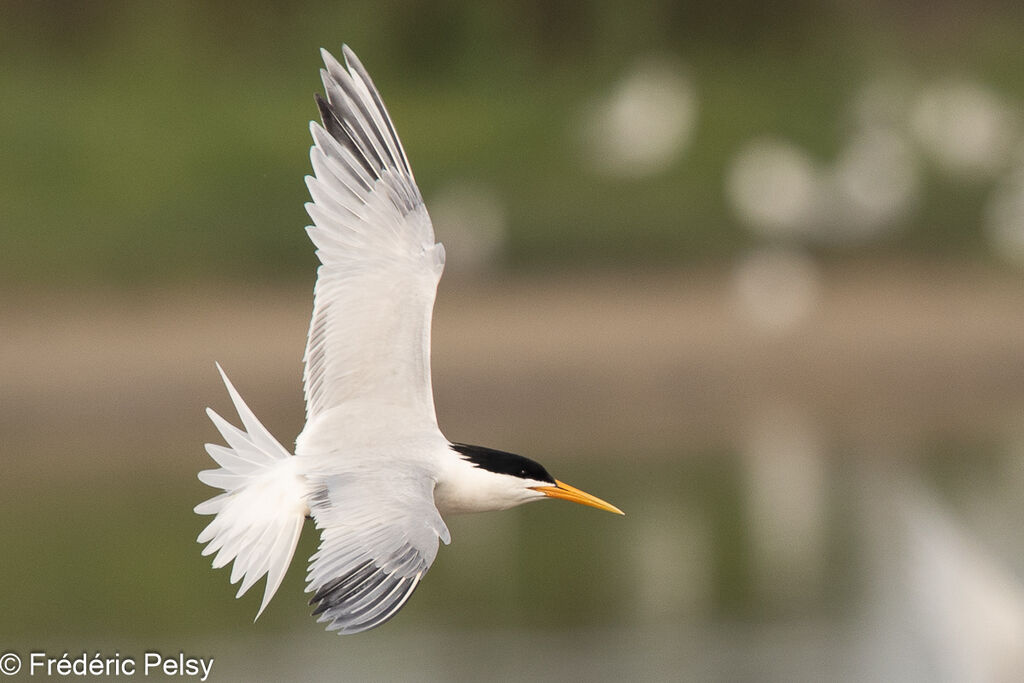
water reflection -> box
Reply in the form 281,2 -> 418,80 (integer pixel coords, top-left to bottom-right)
986,159 -> 1024,269
183,434 -> 1024,680
742,405 -> 827,607
630,500 -> 713,620
857,460 -> 1024,682
3,275 -> 1024,681
5,417 -> 1024,681
731,247 -> 821,334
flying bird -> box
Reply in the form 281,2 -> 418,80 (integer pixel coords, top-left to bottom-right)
194,45 -> 623,635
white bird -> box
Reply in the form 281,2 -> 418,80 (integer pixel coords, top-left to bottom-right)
195,45 -> 623,635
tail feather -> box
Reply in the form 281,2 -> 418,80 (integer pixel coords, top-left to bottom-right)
195,364 -> 309,619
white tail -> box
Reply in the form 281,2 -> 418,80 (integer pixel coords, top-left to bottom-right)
194,364 -> 309,619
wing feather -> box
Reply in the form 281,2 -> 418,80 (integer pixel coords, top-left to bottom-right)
299,46 -> 443,437
305,470 -> 450,634
295,46 -> 453,634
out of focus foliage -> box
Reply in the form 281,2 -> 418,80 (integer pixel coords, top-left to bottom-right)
3,1 -> 1024,285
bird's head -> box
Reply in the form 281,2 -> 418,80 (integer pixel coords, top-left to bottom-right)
449,443 -> 624,515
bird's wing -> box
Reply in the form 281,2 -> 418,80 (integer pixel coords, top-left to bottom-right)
305,468 -> 451,634
301,46 -> 444,432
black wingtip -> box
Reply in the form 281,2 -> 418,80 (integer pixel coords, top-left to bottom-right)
313,90 -> 381,182
314,92 -> 333,129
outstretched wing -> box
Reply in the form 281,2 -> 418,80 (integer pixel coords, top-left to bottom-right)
301,46 -> 445,437
298,46 -> 451,634
305,468 -> 451,634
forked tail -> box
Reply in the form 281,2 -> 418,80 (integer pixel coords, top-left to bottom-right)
194,364 -> 309,619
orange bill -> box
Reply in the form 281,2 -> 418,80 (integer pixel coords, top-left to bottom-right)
532,480 -> 624,515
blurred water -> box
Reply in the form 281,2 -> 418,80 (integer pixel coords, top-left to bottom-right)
6,437 -> 1023,681
2,268 -> 1023,681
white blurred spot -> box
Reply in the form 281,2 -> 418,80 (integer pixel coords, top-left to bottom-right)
428,182 -> 507,271
729,127 -> 921,246
726,139 -> 819,239
823,127 -> 920,242
985,158 -> 1024,267
742,405 -> 827,602
906,491 -> 1024,682
582,57 -> 697,178
910,80 -> 1019,180
732,247 -> 821,334
857,465 -> 1024,682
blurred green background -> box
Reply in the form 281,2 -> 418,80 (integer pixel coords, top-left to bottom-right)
3,1 -> 1024,681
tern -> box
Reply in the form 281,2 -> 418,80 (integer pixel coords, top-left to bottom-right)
194,45 -> 623,635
